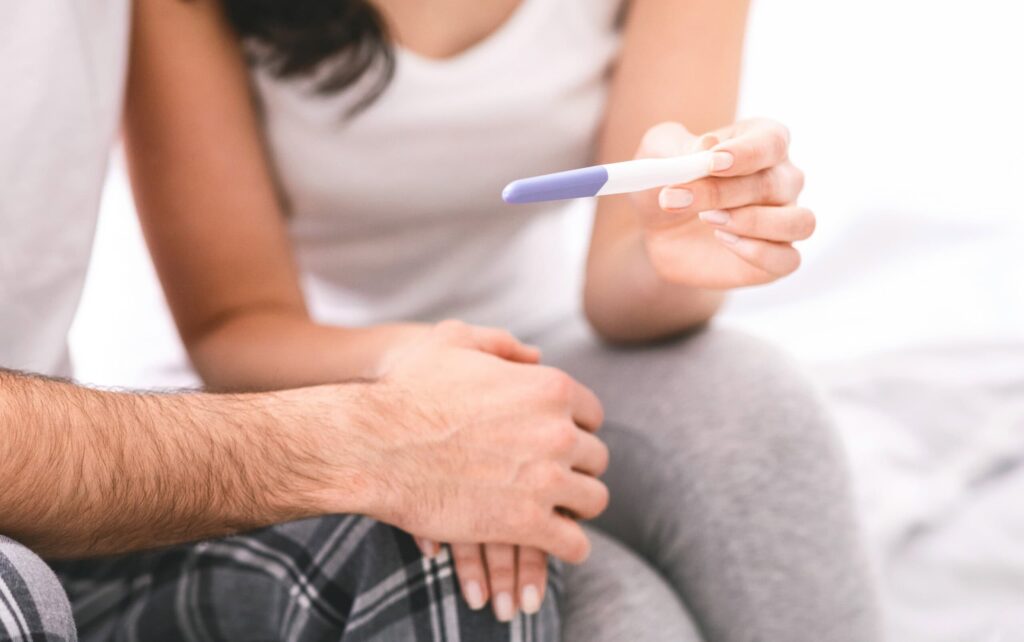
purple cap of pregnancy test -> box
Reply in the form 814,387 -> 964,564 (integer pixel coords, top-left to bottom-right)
502,166 -> 609,204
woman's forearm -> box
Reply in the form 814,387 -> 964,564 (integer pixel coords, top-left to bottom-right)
186,308 -> 424,391
584,211 -> 725,343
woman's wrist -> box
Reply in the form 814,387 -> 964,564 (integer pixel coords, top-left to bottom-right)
585,227 -> 724,342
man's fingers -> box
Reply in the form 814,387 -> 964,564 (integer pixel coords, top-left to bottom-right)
554,473 -> 610,521
712,233 -> 802,278
470,326 -> 541,364
451,543 -> 489,611
568,378 -> 604,432
516,547 -> 549,615
698,205 -> 816,242
708,119 -> 791,177
570,430 -> 610,477
484,544 -> 518,622
535,514 -> 591,564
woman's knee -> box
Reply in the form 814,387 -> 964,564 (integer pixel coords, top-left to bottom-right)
562,528 -> 702,642
561,325 -> 844,477
0,536 -> 77,641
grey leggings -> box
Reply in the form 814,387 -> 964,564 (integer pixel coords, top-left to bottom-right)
535,322 -> 883,642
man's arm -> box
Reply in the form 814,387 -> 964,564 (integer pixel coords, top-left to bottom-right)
0,368 -> 357,559
0,322 -> 608,564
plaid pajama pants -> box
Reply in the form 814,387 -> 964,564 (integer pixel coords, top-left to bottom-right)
43,516 -> 561,642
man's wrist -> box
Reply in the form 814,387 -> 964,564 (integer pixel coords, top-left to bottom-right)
260,383 -> 390,523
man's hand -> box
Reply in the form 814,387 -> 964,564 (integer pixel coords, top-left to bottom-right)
634,119 -> 813,288
305,320 -> 610,564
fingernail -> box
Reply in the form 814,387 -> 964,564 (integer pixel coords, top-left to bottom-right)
521,585 -> 541,614
494,592 -> 515,622
659,188 -> 694,210
699,210 -> 731,226
712,151 -> 734,172
464,581 -> 486,610
714,229 -> 740,245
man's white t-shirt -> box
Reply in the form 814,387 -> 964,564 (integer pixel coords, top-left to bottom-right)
0,0 -> 130,376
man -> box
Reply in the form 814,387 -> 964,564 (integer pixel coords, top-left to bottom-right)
0,2 -> 607,639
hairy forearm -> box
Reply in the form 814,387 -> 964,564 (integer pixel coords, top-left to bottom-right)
584,222 -> 725,343
0,368 -> 359,558
185,309 -> 423,391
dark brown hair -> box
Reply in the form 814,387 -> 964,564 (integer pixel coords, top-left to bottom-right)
222,0 -> 395,113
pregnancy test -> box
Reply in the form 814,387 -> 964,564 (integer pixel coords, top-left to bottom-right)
502,150 -> 715,204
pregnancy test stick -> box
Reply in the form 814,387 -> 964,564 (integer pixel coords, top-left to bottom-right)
502,150 -> 715,204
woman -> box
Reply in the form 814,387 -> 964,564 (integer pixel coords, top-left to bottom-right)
115,0 -> 881,639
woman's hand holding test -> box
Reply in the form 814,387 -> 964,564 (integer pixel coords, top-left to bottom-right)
635,118 -> 814,288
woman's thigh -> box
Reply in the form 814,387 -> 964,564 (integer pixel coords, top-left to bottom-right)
538,320 -> 883,642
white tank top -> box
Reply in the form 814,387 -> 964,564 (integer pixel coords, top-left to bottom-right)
0,0 -> 129,376
254,0 -> 622,337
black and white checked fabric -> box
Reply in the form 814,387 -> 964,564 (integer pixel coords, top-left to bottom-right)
52,516 -> 561,642
1,535 -> 76,642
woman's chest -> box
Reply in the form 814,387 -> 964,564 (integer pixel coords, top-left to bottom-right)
256,0 -> 624,229
371,0 -> 524,60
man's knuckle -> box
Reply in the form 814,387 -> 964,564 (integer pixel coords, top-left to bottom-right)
539,368 -> 573,402
547,422 -> 578,455
529,461 -> 564,492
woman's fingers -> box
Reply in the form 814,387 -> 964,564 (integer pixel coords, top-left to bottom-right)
711,232 -> 802,278
484,544 -> 518,622
707,118 -> 791,177
415,537 -> 441,558
657,162 -> 804,221
698,205 -> 816,242
516,547 -> 549,615
451,543 -> 489,611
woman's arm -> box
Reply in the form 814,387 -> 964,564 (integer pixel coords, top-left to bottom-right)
585,0 -> 810,342
125,0 -> 422,391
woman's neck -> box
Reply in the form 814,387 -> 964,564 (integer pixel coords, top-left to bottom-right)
371,0 -> 523,60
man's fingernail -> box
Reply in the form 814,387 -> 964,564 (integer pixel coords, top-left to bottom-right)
699,210 -> 731,226
464,581 -> 486,610
521,585 -> 541,614
494,592 -> 515,622
659,188 -> 694,210
714,229 -> 740,245
712,151 -> 734,172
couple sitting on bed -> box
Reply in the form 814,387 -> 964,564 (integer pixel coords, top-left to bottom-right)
0,0 -> 881,640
